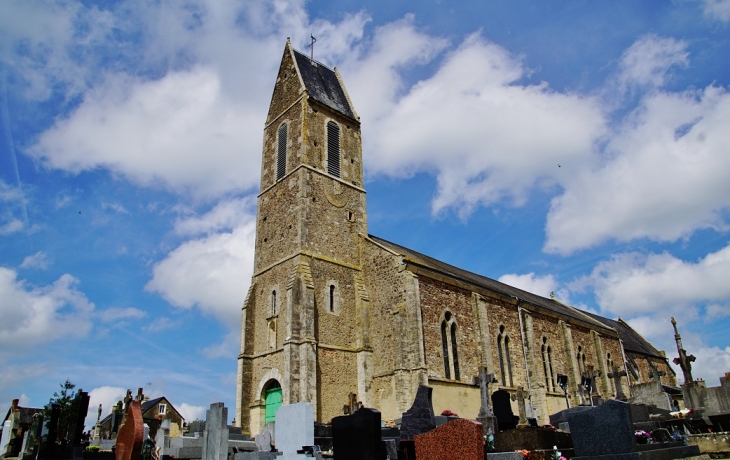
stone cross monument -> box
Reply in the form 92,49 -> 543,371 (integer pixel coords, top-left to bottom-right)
671,317 -> 695,384
476,366 -> 498,436
607,366 -> 628,401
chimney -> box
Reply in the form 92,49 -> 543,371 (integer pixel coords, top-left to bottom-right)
11,399 -> 19,411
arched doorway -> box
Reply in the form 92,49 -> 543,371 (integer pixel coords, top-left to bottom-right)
263,380 -> 282,424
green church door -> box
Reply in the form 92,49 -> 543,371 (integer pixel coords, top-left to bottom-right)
264,386 -> 282,424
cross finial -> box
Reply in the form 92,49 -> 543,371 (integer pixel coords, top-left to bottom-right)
309,34 -> 317,61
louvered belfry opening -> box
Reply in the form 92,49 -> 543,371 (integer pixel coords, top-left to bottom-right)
327,121 -> 340,177
277,124 -> 287,180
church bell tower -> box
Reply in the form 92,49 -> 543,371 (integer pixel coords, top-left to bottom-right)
236,39 -> 372,434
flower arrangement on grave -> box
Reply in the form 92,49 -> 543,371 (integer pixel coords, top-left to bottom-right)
670,430 -> 688,444
484,432 -> 494,449
86,445 -> 100,452
550,445 -> 567,460
634,430 -> 652,444
440,409 -> 458,416
521,450 -> 542,460
542,424 -> 556,430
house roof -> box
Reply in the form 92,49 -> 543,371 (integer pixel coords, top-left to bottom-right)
3,406 -> 43,426
291,48 -> 357,121
581,313 -> 666,359
369,235 -> 615,334
140,396 -> 184,421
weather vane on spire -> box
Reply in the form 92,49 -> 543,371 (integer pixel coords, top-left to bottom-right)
309,34 -> 317,61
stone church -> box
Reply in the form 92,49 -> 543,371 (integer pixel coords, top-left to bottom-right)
235,40 -> 677,435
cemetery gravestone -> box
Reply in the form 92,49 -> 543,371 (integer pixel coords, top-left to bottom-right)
275,402 -> 313,459
399,385 -> 436,440
255,429 -> 272,452
476,367 -> 498,438
511,387 -> 529,427
115,400 -> 144,460
491,390 -> 517,431
202,403 -> 229,460
414,419 -> 484,460
332,407 -> 386,460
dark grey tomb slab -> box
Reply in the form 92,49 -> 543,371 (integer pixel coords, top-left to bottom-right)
332,407 -> 386,460
399,385 -> 436,441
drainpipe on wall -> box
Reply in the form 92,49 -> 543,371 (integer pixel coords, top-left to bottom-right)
516,301 -> 534,419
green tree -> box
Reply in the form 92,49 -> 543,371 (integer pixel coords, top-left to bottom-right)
46,380 -> 81,442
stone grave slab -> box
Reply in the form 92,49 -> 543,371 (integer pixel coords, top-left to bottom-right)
414,419 -> 484,460
549,406 -> 593,427
399,385 -> 435,441
255,429 -> 272,452
494,427 -> 572,453
274,402 -> 313,458
492,390 -> 518,431
115,400 -> 144,460
332,407 -> 385,460
568,400 -> 701,460
202,403 -> 229,460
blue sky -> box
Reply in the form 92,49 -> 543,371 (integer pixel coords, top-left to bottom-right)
1,0 -> 730,428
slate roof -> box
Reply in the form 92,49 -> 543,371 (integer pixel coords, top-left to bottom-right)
292,49 -> 357,121
3,406 -> 43,426
140,397 -> 165,414
581,312 -> 666,359
369,235 -> 615,333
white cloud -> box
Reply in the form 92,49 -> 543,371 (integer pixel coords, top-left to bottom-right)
29,69 -> 261,198
143,317 -> 180,332
202,330 -> 240,359
702,0 -> 730,21
546,84 -> 730,253
574,243 -> 730,318
174,198 -> 255,236
85,386 -> 127,430
355,33 -> 606,216
617,35 -> 688,90
146,200 -> 256,325
18,0 -> 370,199
0,219 -> 23,235
0,267 -> 94,349
20,252 -> 50,270
101,202 -> 129,214
498,272 -> 557,298
178,402 -> 205,422
97,307 -> 146,322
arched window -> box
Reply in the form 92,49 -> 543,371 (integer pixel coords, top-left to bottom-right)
505,335 -> 514,386
497,330 -> 506,386
324,281 -> 339,315
497,325 -> 513,387
277,123 -> 287,180
607,353 -> 615,395
577,346 -> 586,375
441,320 -> 450,379
440,311 -> 460,380
327,121 -> 340,177
542,337 -> 555,392
271,290 -> 277,316
450,322 -> 460,381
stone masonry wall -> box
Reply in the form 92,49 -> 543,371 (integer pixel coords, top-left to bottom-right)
418,277 -> 481,383
302,170 -> 364,265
